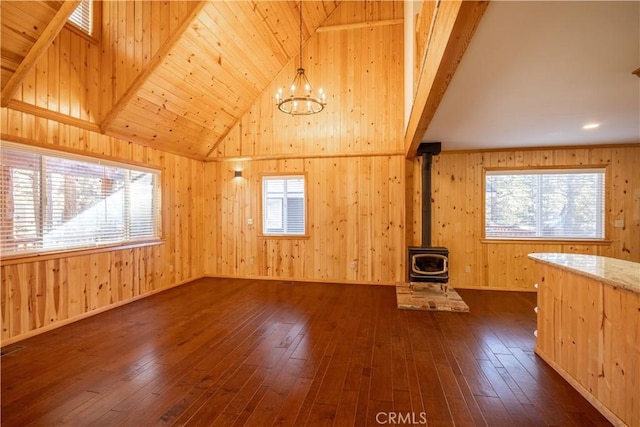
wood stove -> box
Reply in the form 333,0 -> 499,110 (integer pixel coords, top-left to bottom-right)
408,246 -> 449,283
407,142 -> 450,286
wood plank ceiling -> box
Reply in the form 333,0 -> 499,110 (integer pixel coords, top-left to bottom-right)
1,1 -> 63,88
1,0 -> 342,160
1,0 -> 79,104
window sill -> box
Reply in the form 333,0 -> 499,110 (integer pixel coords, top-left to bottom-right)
64,22 -> 100,44
481,239 -> 613,245
0,239 -> 165,266
258,234 -> 310,240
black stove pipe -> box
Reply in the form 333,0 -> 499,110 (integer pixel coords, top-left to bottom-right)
416,142 -> 441,248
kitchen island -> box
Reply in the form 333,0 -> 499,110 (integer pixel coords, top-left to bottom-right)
529,253 -> 639,427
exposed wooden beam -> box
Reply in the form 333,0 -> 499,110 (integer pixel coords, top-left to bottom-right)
1,0 -> 81,107
5,100 -> 101,133
404,1 -> 488,159
316,18 -> 403,32
100,1 -> 208,134
103,128 -> 208,162
205,150 -> 405,162
204,124 -> 235,159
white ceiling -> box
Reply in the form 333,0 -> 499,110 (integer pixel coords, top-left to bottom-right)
423,1 -> 640,151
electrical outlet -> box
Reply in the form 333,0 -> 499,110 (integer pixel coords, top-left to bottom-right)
465,265 -> 471,273
247,218 -> 254,225
614,219 -> 624,228
249,257 -> 254,265
169,264 -> 174,272
350,261 -> 358,270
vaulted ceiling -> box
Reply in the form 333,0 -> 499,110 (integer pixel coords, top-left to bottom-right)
2,0 -> 355,160
1,1 -> 79,102
99,1 -> 342,159
3,1 -> 637,161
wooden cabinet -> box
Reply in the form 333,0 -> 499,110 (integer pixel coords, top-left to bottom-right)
530,253 -> 640,427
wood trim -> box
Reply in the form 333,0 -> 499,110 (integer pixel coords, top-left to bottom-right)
257,234 -> 311,240
204,122 -> 237,159
405,0 -> 488,159
480,239 -> 613,245
0,275 -> 197,347
100,0 -> 208,134
535,347 -> 626,427
1,1 -> 81,107
480,164 -> 610,243
206,150 -> 405,162
63,0 -> 102,44
0,133 -> 163,171
455,285 -> 537,292
0,240 -> 164,267
441,142 -> 640,154
205,274 -> 397,287
483,164 -> 610,172
100,128 -> 207,161
316,18 -> 403,32
5,100 -> 101,132
258,172 -> 310,239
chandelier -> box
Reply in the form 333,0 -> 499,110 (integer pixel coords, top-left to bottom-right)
275,0 -> 326,115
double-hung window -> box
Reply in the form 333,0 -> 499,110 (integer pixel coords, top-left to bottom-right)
262,175 -> 306,236
1,142 -> 161,257
485,168 -> 606,240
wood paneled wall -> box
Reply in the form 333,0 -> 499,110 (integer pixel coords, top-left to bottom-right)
9,1 -> 198,124
204,1 -> 407,285
11,25 -> 102,122
102,1 -> 197,111
210,1 -> 404,159
409,145 -> 640,291
414,1 -> 436,93
1,108 -> 205,344
203,155 -> 405,284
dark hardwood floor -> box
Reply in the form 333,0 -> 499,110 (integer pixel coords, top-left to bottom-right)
1,278 -> 611,426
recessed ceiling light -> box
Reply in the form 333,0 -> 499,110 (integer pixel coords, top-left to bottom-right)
583,123 -> 600,130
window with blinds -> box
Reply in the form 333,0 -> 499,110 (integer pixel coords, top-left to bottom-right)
485,168 -> 606,240
68,0 -> 94,36
0,142 -> 161,257
262,176 -> 306,236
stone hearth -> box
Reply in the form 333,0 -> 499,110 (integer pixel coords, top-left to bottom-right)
396,282 -> 469,312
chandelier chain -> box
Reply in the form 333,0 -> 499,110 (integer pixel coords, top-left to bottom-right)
274,0 -> 326,115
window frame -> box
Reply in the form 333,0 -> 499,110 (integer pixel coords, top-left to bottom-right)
482,165 -> 610,243
259,173 -> 309,239
0,141 -> 163,263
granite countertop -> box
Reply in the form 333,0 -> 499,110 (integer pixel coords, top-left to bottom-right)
528,253 -> 640,294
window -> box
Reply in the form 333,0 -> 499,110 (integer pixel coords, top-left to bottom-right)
485,168 -> 605,240
262,175 -> 306,235
0,142 -> 161,257
68,0 -> 94,36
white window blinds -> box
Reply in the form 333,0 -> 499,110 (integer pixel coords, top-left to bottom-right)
68,0 -> 94,36
1,142 -> 161,256
485,168 -> 605,239
262,176 -> 306,235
